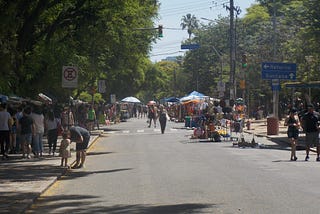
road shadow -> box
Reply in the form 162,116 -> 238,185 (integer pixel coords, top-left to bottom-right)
272,159 -> 304,162
87,151 -> 114,156
60,168 -> 133,180
27,193 -> 219,214
100,127 -> 125,132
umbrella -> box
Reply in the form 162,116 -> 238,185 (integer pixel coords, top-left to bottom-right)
121,96 -> 141,103
38,93 -> 52,104
147,100 -> 156,105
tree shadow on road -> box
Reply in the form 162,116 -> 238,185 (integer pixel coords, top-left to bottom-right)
86,151 -> 114,156
27,193 -> 219,214
59,168 -> 133,181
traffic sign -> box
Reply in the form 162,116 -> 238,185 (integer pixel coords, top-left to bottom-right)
261,62 -> 296,80
62,66 -> 78,88
181,44 -> 200,50
98,79 -> 106,93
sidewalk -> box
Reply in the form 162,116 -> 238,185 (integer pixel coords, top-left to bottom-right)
0,130 -> 102,214
243,118 -> 307,149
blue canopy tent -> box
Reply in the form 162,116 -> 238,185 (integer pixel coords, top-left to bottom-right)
188,91 -> 206,97
180,91 -> 208,102
165,97 -> 180,103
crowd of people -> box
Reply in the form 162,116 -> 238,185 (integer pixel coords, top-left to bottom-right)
1,95 -> 320,167
0,100 -> 94,169
0,98 -> 169,167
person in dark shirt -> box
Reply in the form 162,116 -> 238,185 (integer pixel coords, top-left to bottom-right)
69,126 -> 90,168
284,109 -> 300,161
301,104 -> 320,161
19,106 -> 34,159
158,105 -> 167,134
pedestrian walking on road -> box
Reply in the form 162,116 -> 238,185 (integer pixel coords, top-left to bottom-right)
147,105 -> 157,128
284,108 -> 300,161
158,105 -> 167,134
8,108 -> 17,154
69,126 -> 90,169
59,131 -> 71,168
31,105 -> 45,158
301,104 -> 320,161
45,110 -> 59,156
0,103 -> 12,159
19,106 -> 34,159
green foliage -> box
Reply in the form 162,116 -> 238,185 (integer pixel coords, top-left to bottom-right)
79,91 -> 104,104
179,0 -> 319,111
181,14 -> 200,39
1,0 -> 319,109
243,4 -> 270,26
0,0 -> 158,103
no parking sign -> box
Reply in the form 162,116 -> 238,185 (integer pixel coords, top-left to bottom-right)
62,66 -> 78,88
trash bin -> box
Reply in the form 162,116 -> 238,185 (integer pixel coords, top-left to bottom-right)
185,116 -> 191,127
267,117 -> 279,135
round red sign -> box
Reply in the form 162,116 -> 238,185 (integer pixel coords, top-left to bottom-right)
64,67 -> 77,81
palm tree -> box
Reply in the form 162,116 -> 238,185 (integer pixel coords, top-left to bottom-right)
180,14 -> 199,39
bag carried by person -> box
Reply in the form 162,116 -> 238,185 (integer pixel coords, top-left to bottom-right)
57,120 -> 64,136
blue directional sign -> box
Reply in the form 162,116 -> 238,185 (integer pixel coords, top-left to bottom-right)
261,62 -> 297,80
181,44 -> 200,50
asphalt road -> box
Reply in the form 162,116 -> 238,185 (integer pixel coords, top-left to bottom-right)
27,118 -> 320,214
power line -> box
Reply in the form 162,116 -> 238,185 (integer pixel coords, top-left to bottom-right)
160,1 -> 226,17
150,51 -> 185,57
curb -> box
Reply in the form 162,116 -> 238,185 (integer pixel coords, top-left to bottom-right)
22,131 -> 103,214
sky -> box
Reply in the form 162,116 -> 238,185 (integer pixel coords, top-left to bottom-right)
150,0 -> 257,62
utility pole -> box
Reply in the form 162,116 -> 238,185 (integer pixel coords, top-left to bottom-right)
226,0 -> 236,103
272,0 -> 278,119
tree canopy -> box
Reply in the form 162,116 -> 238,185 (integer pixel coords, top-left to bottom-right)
1,0 -> 319,109
178,0 -> 319,112
0,0 -> 159,102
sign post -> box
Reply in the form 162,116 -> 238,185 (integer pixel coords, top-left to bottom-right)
62,66 -> 78,88
261,62 -> 297,122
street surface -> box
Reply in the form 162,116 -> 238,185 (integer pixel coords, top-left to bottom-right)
27,118 -> 320,214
